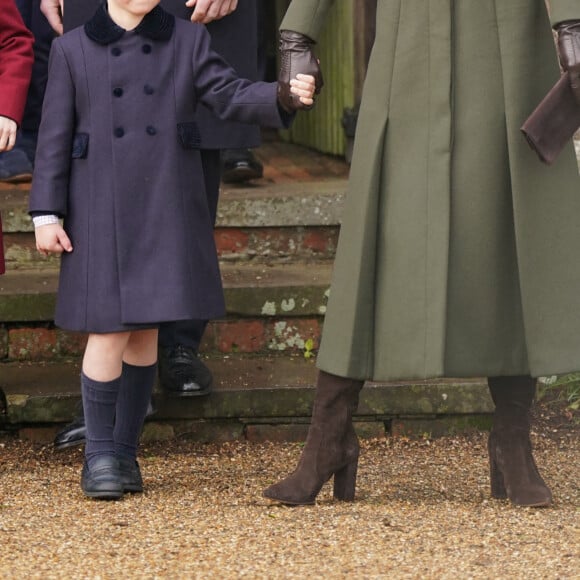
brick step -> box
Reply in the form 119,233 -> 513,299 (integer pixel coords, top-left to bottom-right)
0,262 -> 332,361
0,356 -> 493,442
0,180 -> 345,268
4,226 -> 340,270
0,261 -> 332,321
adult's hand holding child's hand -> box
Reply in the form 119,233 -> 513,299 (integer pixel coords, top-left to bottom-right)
40,0 -> 63,35
35,224 -> 73,256
186,0 -> 238,24
278,30 -> 323,112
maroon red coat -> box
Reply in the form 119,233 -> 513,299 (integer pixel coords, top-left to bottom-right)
0,0 -> 33,124
0,0 -> 34,274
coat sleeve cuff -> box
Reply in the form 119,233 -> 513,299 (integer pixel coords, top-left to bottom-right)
549,1 -> 580,27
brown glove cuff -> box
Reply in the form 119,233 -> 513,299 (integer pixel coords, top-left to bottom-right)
557,20 -> 580,103
277,30 -> 323,112
279,30 -> 317,50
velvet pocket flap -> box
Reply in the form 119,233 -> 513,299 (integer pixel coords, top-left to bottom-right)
71,133 -> 89,159
177,122 -> 201,149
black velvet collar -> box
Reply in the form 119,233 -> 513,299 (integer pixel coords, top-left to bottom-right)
84,2 -> 175,45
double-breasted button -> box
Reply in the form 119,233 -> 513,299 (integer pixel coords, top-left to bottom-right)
146,126 -> 157,136
114,127 -> 125,138
142,44 -> 152,54
113,87 -> 123,98
111,47 -> 122,56
144,84 -> 154,95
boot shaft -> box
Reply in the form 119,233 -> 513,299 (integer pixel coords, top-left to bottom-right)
488,375 -> 536,425
315,370 -> 364,414
487,375 -> 552,506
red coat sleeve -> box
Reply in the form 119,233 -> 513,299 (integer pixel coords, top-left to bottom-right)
0,213 -> 4,275
0,0 -> 34,125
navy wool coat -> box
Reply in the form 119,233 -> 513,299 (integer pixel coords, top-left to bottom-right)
29,6 -> 288,333
63,0 -> 261,150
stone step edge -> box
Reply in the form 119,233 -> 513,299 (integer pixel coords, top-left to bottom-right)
10,414 -> 494,444
4,224 -> 340,270
0,262 -> 333,322
1,357 -> 492,426
0,179 -> 347,232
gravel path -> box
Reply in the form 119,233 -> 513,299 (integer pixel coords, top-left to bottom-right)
0,411 -> 578,579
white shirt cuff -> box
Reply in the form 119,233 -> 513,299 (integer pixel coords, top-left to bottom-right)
33,215 -> 60,228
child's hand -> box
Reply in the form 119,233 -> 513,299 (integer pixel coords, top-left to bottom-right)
0,116 -> 17,153
289,74 -> 317,108
35,224 -> 73,256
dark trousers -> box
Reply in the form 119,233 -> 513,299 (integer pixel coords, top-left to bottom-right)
158,149 -> 221,351
14,0 -> 54,136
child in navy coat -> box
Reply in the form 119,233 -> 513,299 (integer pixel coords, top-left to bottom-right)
29,0 -> 315,500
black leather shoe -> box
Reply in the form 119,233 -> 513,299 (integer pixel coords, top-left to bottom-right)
54,402 -> 156,450
158,345 -> 213,396
54,415 -> 86,450
221,148 -> 264,184
81,456 -> 123,500
118,456 -> 143,493
0,148 -> 33,183
0,387 -> 6,417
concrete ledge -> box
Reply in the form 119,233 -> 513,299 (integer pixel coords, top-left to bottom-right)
0,262 -> 333,322
1,357 -> 492,436
0,180 -> 347,234
217,180 -> 346,227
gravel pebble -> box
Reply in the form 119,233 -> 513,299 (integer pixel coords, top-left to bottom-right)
0,414 -> 578,579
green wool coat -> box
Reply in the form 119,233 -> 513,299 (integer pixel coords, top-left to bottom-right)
282,0 -> 580,381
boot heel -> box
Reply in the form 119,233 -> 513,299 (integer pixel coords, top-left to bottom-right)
488,434 -> 507,499
333,458 -> 358,501
489,452 -> 507,499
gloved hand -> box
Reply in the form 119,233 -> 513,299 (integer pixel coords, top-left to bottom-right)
556,20 -> 580,104
277,30 -> 324,112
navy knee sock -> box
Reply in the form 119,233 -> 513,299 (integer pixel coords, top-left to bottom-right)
82,371 -> 121,468
114,362 -> 157,460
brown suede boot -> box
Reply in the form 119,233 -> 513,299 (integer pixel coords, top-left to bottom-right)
263,371 -> 364,505
487,376 -> 552,507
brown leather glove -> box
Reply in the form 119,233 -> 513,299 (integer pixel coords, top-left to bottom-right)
556,20 -> 580,104
277,30 -> 324,112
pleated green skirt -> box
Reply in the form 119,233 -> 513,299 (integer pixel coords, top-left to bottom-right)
316,0 -> 580,381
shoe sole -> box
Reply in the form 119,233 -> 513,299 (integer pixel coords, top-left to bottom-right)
54,438 -> 86,451
161,388 -> 212,397
263,493 -> 315,506
123,485 -> 144,494
0,173 -> 33,184
221,167 -> 263,184
82,489 -> 123,500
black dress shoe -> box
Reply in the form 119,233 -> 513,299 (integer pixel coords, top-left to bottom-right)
118,456 -> 143,493
0,387 -> 6,417
158,345 -> 213,396
0,148 -> 33,183
81,455 -> 123,500
54,415 -> 86,450
54,402 -> 156,450
221,148 -> 264,184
